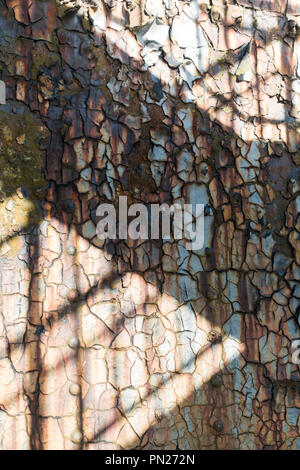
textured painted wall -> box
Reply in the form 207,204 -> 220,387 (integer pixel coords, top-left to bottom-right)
0,0 -> 299,450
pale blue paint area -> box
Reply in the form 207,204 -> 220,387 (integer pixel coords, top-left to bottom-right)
247,140 -> 260,167
292,438 -> 300,450
148,145 -> 168,162
232,369 -> 245,392
223,314 -> 243,340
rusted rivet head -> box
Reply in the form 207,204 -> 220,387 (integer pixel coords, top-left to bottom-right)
206,287 -> 218,301
67,245 -> 77,256
69,383 -> 81,396
34,326 -> 45,337
199,163 -> 209,176
125,0 -> 136,11
71,430 -> 83,444
104,0 -> 117,8
68,337 -> 80,349
207,330 -> 222,345
199,3 -> 209,13
211,374 -> 222,387
67,288 -> 80,303
63,156 -> 73,168
213,420 -> 224,433
63,200 -> 75,214
16,187 -> 29,199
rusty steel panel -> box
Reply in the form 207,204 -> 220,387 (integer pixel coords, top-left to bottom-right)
0,0 -> 299,450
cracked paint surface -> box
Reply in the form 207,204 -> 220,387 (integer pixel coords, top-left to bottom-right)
0,0 -> 299,450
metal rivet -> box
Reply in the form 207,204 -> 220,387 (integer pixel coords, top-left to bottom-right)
155,410 -> 163,422
71,430 -> 83,444
63,156 -> 73,168
0,80 -> 6,105
207,330 -> 222,345
68,337 -> 80,349
211,374 -> 222,387
213,420 -> 224,433
63,200 -> 75,214
67,245 -> 77,256
69,383 -> 81,396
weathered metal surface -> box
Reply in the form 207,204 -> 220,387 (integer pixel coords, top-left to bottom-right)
0,0 -> 299,450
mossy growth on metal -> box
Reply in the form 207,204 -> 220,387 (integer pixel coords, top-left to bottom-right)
0,111 -> 48,240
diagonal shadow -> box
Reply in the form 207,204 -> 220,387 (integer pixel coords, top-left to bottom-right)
0,0 -> 299,450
